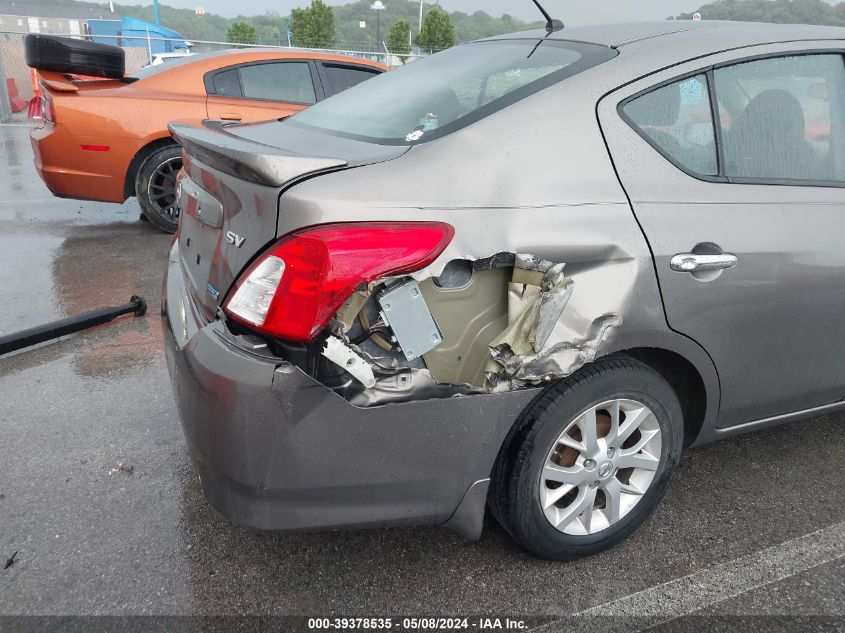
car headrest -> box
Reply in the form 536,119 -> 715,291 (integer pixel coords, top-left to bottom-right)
733,89 -> 805,142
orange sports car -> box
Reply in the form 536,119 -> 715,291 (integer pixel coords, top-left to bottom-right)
28,39 -> 385,232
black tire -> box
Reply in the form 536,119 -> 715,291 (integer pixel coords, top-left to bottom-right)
490,356 -> 683,560
25,34 -> 125,79
135,145 -> 182,234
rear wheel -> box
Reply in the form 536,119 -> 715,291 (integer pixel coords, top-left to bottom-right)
490,356 -> 683,560
135,145 -> 182,234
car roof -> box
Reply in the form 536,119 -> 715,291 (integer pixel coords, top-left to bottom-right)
130,47 -> 386,82
485,20 -> 845,49
480,21 -> 845,88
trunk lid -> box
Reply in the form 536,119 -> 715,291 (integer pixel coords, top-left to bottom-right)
169,118 -> 409,321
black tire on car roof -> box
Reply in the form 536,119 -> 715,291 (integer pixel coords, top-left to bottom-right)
24,34 -> 125,80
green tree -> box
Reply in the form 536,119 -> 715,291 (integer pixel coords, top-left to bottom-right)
387,20 -> 412,61
415,6 -> 456,51
290,0 -> 336,49
226,21 -> 258,44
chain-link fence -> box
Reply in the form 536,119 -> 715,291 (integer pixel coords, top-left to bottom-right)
0,31 -> 426,123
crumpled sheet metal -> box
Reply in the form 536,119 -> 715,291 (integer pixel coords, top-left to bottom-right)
488,314 -> 623,390
488,257 -> 572,356
484,254 -> 622,390
325,251 -> 625,405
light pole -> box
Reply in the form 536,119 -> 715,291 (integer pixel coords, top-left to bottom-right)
418,0 -> 423,35
370,1 -> 386,49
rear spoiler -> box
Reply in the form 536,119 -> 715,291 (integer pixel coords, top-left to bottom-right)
37,70 -> 78,93
168,120 -> 347,188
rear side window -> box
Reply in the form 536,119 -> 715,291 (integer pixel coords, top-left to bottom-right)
622,74 -> 718,176
213,68 -> 240,97
239,62 -> 316,104
288,39 -> 617,145
715,54 -> 845,182
320,63 -> 380,97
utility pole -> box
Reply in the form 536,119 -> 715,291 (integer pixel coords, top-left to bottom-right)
370,1 -> 386,50
418,0 -> 423,35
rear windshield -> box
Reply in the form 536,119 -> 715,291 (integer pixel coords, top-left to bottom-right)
287,39 -> 616,145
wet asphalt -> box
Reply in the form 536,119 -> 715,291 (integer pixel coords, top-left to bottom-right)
0,124 -> 843,624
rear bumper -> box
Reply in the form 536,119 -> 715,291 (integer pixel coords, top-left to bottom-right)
30,123 -> 129,202
162,241 -> 539,536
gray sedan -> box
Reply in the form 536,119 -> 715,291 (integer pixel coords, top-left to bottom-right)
164,20 -> 845,560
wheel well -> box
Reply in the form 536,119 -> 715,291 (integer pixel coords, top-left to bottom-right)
620,348 -> 707,447
124,138 -> 179,199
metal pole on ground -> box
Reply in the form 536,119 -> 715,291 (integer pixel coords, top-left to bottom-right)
0,296 -> 148,356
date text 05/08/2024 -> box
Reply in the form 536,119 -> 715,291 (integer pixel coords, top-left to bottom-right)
307,618 -> 529,630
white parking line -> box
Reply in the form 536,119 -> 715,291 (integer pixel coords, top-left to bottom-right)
536,521 -> 845,632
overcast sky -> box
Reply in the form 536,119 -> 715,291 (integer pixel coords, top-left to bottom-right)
166,0 -> 709,23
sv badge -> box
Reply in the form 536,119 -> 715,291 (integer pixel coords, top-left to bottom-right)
225,230 -> 246,248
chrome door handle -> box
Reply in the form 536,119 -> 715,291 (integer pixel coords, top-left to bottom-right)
670,253 -> 738,273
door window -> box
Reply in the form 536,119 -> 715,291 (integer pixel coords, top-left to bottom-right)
238,62 -> 317,104
714,54 -> 845,182
207,62 -> 317,104
320,64 -> 380,97
622,74 -> 718,176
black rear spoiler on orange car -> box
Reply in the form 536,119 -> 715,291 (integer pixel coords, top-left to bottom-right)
169,120 -> 348,188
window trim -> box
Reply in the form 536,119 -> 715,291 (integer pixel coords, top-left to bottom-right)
617,48 -> 845,189
203,59 -> 321,106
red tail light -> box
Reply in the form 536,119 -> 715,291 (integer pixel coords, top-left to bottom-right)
223,222 -> 454,342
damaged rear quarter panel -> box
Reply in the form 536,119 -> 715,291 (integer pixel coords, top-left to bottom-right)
273,68 -> 719,437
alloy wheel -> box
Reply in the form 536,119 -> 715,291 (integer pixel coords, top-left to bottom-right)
540,399 -> 662,535
146,156 -> 181,221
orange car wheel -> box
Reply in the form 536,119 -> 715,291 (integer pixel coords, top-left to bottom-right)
135,144 -> 182,233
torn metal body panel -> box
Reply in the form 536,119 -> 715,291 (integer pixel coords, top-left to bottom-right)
318,248 -> 623,403
490,314 -> 623,389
